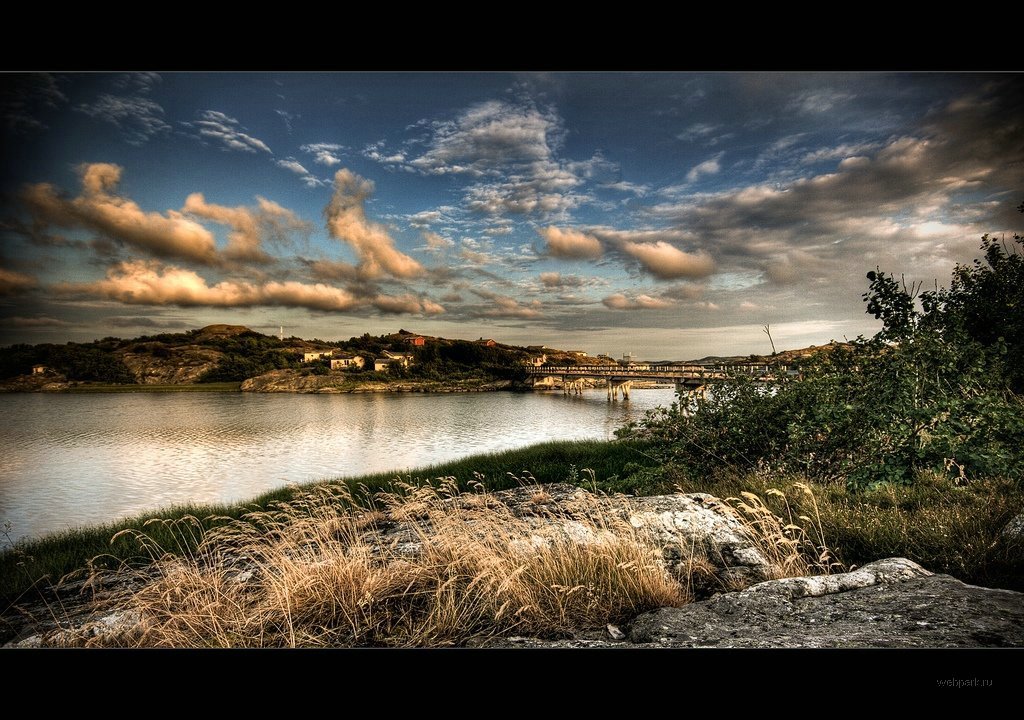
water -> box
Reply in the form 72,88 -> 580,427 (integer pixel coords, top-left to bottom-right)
0,388 -> 675,542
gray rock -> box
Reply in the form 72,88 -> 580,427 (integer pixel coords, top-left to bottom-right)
606,624 -> 626,641
378,484 -> 772,594
626,558 -> 1024,648
1003,513 -> 1024,542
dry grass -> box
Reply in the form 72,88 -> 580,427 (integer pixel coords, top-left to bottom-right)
85,481 -> 690,648
724,482 -> 843,581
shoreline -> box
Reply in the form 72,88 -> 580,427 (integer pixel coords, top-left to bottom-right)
1,379 -> 675,395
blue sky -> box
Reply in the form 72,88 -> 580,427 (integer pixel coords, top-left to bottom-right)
1,72 -> 1021,359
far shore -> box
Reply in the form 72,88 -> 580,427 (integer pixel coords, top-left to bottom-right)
2,378 -> 674,395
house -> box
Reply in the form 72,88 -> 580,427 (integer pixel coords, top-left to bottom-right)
375,350 -> 414,372
31,364 -> 47,375
382,350 -> 414,367
330,354 -> 365,370
525,354 -> 547,367
477,338 -> 496,347
404,335 -> 426,347
567,350 -> 588,358
302,350 -> 334,363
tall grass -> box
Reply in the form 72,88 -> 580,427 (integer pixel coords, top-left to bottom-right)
83,480 -> 689,647
0,439 -> 657,609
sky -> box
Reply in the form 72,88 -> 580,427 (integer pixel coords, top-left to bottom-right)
0,72 -> 1021,360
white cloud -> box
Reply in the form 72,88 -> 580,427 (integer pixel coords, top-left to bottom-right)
686,152 -> 724,183
190,111 -> 272,154
275,158 -> 323,187
301,142 -> 345,166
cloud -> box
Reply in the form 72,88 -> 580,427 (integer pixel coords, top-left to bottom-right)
788,88 -> 853,114
275,109 -> 299,133
182,193 -> 309,264
686,152 -> 724,183
650,82 -> 1024,291
303,258 -> 358,282
112,72 -> 161,93
377,99 -> 592,219
601,293 -> 675,310
7,315 -> 70,327
59,260 -> 444,317
409,210 -> 442,227
21,163 -> 219,265
189,110 -> 272,153
616,238 -> 716,280
372,294 -> 445,315
76,94 -> 170,145
408,99 -> 558,174
538,226 -> 603,259
541,225 -> 715,280
107,316 -> 189,329
677,123 -> 719,142
1,72 -> 66,132
0,268 -> 39,296
470,289 -> 543,319
59,259 -> 358,311
539,271 -> 584,289
324,168 -> 425,280
301,142 -> 345,166
275,158 -> 323,187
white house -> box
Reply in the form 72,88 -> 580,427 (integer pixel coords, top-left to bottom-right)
330,354 -> 365,370
382,350 -> 414,368
302,350 -> 334,362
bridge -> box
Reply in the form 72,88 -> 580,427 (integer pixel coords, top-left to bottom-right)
525,364 -> 728,399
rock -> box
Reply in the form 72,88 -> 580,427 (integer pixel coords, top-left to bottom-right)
1003,513 -> 1024,543
377,484 -> 772,593
606,624 -> 626,640
626,558 -> 1024,648
118,345 -> 224,384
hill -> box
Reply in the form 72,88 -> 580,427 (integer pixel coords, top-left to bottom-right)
0,326 -> 583,391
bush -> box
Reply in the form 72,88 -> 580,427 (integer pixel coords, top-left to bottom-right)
621,224 -> 1024,490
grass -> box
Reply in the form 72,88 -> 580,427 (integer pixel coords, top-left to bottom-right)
65,382 -> 242,393
668,468 -> 1024,592
0,439 -> 658,609
54,478 -> 835,648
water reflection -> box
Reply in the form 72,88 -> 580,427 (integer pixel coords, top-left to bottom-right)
0,388 -> 675,541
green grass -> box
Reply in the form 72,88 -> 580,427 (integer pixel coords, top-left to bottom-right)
65,382 -> 242,393
663,468 -> 1024,592
0,439 -> 658,610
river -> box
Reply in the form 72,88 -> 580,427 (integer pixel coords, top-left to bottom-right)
0,388 -> 675,542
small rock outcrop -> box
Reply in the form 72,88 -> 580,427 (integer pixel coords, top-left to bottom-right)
627,558 -> 1024,648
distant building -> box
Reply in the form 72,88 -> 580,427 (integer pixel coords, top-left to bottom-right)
31,364 -> 47,375
478,338 -> 496,347
302,350 -> 334,363
376,350 -> 414,371
525,354 -> 547,367
330,354 -> 365,370
405,335 -> 426,347
567,350 -> 588,357
526,345 -> 548,352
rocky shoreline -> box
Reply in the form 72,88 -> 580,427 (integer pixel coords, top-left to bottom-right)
5,483 -> 1021,649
